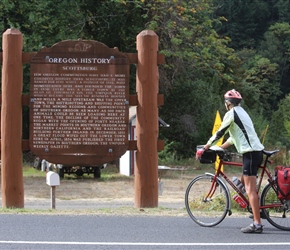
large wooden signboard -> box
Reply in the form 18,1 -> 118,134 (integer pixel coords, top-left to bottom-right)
29,40 -> 129,165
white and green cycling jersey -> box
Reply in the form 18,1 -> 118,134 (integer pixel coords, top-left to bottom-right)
206,106 -> 264,154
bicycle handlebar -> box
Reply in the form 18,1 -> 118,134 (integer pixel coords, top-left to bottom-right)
208,146 -> 279,158
206,146 -> 279,166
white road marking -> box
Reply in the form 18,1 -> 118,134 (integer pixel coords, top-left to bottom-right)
0,241 -> 289,246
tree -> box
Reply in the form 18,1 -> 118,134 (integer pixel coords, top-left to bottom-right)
274,0 -> 290,23
239,54 -> 280,118
142,0 -> 242,157
212,0 -> 271,49
259,22 -> 290,95
0,0 -> 85,51
0,0 -> 147,52
268,94 -> 290,148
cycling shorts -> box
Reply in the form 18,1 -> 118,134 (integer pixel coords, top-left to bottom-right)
242,151 -> 263,176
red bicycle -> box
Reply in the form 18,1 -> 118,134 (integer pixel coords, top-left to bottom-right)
185,146 -> 290,230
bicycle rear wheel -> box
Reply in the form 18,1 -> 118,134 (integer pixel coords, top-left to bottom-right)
260,183 -> 290,231
185,174 -> 230,227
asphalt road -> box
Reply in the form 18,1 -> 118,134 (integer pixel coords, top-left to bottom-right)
0,214 -> 289,250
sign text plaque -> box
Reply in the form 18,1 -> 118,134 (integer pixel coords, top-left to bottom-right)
30,40 -> 130,165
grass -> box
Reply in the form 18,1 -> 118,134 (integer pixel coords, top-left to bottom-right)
100,165 -> 134,182
23,165 -> 46,177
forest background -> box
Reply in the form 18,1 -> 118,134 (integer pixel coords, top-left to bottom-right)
1,0 -> 290,164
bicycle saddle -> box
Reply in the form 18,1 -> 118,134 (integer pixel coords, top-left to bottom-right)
262,149 -> 279,157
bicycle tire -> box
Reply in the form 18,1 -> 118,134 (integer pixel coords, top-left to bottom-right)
260,183 -> 290,231
185,174 -> 230,227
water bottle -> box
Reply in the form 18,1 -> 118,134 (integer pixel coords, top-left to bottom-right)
232,176 -> 246,194
233,194 -> 247,208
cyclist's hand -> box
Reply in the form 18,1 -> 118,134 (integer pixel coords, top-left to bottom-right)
196,149 -> 204,160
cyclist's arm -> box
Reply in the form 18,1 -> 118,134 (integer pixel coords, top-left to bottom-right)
203,141 -> 232,151
220,141 -> 232,149
204,112 -> 233,150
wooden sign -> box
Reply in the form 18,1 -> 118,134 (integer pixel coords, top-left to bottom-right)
30,40 -> 130,165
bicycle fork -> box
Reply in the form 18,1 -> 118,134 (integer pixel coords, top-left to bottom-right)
204,172 -> 232,216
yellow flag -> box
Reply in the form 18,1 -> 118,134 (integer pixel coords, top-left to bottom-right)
212,111 -> 224,170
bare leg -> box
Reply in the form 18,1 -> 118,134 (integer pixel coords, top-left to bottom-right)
244,175 -> 261,225
241,175 -> 244,185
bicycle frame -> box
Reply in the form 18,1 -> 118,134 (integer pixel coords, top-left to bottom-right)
207,151 -> 279,211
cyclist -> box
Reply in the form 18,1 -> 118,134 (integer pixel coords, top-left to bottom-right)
196,89 -> 264,233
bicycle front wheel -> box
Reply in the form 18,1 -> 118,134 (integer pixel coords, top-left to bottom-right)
260,183 -> 290,231
185,174 -> 230,227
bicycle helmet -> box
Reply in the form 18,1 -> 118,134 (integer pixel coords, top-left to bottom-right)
224,89 -> 242,105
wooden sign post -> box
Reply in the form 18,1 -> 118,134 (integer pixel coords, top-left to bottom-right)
1,29 -> 24,208
135,30 -> 159,208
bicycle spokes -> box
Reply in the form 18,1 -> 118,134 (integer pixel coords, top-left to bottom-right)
185,174 -> 229,227
260,183 -> 290,230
